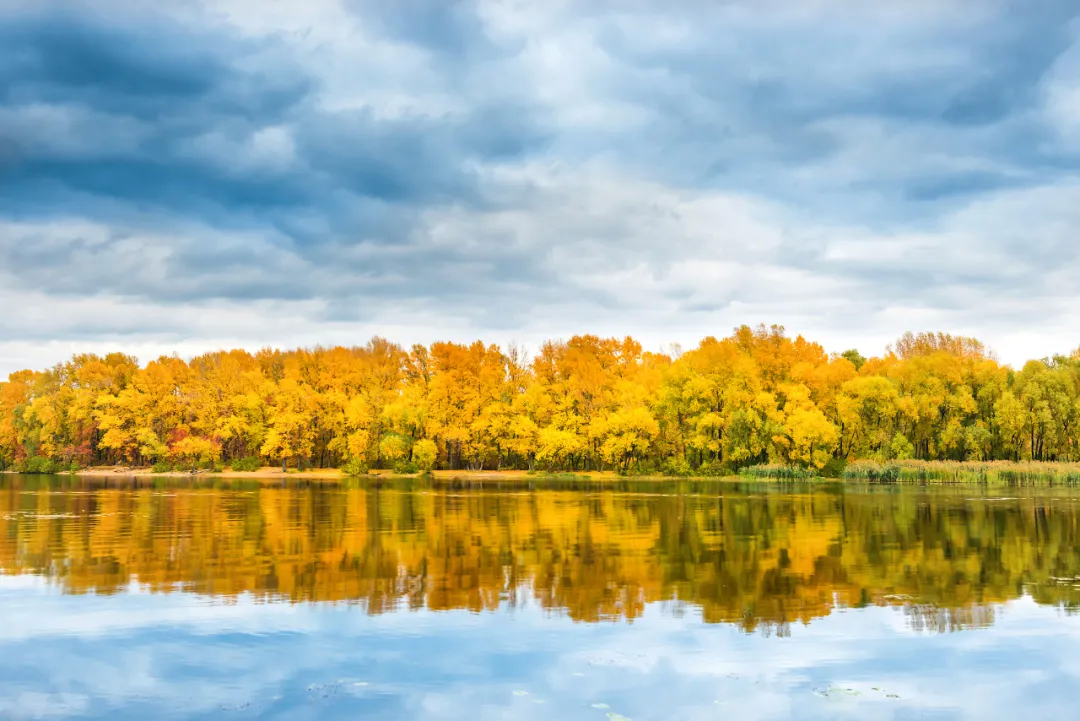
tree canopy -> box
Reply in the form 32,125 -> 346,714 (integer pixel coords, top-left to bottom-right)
3,326 -> 1079,473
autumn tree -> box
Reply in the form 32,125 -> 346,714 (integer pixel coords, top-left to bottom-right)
5,328 -> 1080,474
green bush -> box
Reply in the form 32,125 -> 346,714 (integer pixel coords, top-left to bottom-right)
24,456 -> 57,474
661,457 -> 693,477
617,459 -> 660,476
393,459 -> 419,474
819,456 -> 847,478
151,461 -> 173,474
341,457 -> 370,476
695,460 -> 730,477
230,456 -> 262,472
741,464 -> 820,480
842,460 -> 900,483
67,461 -> 81,473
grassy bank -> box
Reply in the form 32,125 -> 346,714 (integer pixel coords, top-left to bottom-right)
842,460 -> 1080,485
741,460 -> 1080,485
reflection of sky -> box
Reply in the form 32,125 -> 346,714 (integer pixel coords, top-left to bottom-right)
2,576 -> 1078,721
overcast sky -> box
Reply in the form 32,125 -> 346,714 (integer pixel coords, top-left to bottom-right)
2,0 -> 1080,374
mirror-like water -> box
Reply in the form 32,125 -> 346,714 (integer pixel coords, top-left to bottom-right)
2,475 -> 1079,720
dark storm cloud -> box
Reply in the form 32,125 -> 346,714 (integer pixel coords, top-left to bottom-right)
0,10 -> 314,223
0,6 -> 548,225
0,3 -> 555,311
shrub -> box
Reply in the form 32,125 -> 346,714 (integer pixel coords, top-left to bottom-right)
151,461 -> 173,474
662,457 -> 693,477
741,464 -> 820,480
392,459 -> 419,474
25,456 -> 57,474
378,434 -> 411,465
842,460 -> 900,483
412,439 -> 438,473
230,456 -> 262,472
169,436 -> 222,473
342,457 -> 370,476
888,433 -> 916,461
820,456 -> 847,478
618,459 -> 662,477
695,460 -> 730,477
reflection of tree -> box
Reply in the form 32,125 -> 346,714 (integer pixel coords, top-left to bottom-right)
904,603 -> 996,633
1,481 -> 1079,633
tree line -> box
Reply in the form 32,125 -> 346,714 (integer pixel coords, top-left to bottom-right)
1,326 -> 1078,473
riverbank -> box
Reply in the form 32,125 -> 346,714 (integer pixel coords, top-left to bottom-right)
3,466 -> 624,482
9,460 -> 1080,485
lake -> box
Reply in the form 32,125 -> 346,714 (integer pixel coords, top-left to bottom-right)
2,475 -> 1079,720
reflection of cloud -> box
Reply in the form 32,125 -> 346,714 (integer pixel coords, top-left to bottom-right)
0,692 -> 88,719
0,577 -> 314,642
3,2 -> 1080,370
3,581 -> 1080,720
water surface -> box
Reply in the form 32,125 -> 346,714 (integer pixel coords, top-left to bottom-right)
2,475 -> 1080,720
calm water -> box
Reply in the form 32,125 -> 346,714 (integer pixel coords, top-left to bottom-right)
3,476 -> 1080,720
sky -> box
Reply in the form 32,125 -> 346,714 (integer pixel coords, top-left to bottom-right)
2,0 -> 1080,374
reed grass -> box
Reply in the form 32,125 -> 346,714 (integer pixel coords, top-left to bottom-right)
841,459 -> 1080,486
739,464 -> 821,480
741,459 -> 1080,485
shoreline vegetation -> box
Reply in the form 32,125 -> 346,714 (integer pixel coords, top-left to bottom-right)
6,458 -> 1080,486
5,326 -> 1080,485
743,459 -> 1080,485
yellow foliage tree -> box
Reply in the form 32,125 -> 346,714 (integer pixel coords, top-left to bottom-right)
6,328 -> 1080,473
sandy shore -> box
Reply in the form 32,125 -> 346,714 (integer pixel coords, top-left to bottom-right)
68,465 -> 346,480
14,466 -> 622,482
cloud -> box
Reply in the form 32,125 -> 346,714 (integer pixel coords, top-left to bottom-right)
1,0 -> 1080,374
